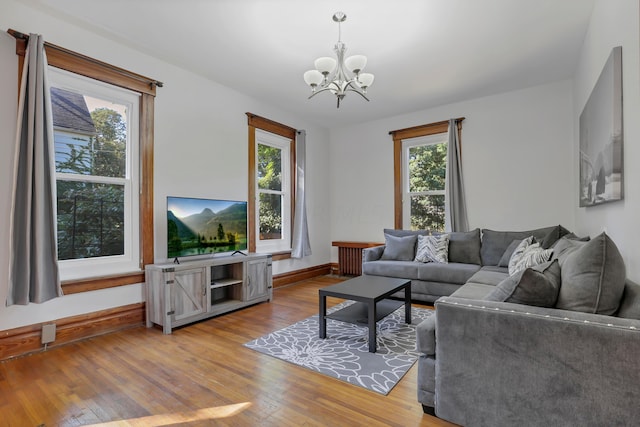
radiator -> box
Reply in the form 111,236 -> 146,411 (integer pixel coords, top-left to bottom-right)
332,241 -> 383,276
337,247 -> 363,276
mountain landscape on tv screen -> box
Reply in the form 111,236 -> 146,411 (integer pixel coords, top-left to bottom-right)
167,203 -> 247,258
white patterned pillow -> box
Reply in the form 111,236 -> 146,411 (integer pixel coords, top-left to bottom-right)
510,243 -> 553,275
414,234 -> 449,263
508,236 -> 535,273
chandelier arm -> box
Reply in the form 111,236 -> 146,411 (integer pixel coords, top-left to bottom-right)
307,86 -> 337,99
345,87 -> 370,101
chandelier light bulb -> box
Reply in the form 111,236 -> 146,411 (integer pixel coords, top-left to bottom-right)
345,55 -> 367,74
314,57 -> 337,75
358,73 -> 375,89
304,70 -> 324,87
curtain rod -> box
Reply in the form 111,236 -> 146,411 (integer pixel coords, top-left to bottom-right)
8,29 -> 164,89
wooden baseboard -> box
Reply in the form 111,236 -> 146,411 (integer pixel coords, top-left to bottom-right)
0,303 -> 144,361
330,262 -> 340,275
273,263 -> 332,288
1,263 -> 332,360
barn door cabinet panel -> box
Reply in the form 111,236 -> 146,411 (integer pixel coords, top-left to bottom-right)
145,253 -> 272,334
245,257 -> 272,302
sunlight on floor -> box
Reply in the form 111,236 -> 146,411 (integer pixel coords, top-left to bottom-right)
86,402 -> 253,426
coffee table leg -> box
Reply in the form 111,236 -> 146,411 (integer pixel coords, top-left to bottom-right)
319,292 -> 327,339
405,283 -> 412,324
368,302 -> 376,353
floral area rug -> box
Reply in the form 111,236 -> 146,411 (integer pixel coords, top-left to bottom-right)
244,301 -> 433,395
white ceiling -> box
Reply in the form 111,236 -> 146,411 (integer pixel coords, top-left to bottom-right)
26,0 -> 596,126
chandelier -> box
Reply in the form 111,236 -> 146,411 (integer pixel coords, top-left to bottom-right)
303,12 -> 374,108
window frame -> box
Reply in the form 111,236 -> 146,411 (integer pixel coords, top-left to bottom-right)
246,113 -> 295,260
255,129 -> 292,253
10,29 -> 160,294
49,67 -> 141,280
390,118 -> 464,230
401,134 -> 448,230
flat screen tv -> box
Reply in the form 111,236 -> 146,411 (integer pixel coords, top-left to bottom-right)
167,196 -> 248,259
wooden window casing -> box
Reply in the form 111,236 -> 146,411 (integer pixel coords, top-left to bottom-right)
389,118 -> 464,230
246,113 -> 296,261
9,29 -> 161,294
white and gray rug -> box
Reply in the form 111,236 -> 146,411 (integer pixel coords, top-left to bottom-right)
244,301 -> 433,395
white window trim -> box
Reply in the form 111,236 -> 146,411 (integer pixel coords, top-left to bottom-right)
255,129 -> 291,253
401,133 -> 448,229
49,67 -> 141,280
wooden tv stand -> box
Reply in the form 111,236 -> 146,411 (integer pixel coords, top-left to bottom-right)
145,253 -> 272,334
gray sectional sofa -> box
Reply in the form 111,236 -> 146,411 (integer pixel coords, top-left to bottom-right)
363,227 -> 640,426
362,225 -> 566,303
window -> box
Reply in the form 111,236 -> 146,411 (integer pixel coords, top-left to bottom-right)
390,119 -> 463,232
11,30 -> 159,293
256,130 -> 291,251
402,134 -> 447,231
247,113 -> 295,258
49,68 -> 140,280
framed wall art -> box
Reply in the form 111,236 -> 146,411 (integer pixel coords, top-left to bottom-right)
579,46 -> 624,207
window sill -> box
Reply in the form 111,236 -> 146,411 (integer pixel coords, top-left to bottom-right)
62,271 -> 145,295
268,251 -> 291,261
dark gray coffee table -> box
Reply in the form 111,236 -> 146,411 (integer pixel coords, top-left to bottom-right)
319,275 -> 411,353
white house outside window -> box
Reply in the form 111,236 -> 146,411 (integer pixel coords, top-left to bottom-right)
49,67 -> 140,280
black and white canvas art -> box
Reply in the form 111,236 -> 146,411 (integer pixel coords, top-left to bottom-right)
579,46 -> 624,207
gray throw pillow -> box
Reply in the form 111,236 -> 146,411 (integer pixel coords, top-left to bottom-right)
556,232 -> 626,315
383,228 -> 430,238
498,239 -> 523,267
445,228 -> 482,265
617,281 -> 640,320
506,236 -> 535,273
551,237 -> 588,267
380,233 -> 417,261
485,259 -> 561,307
414,234 -> 449,263
509,243 -> 553,276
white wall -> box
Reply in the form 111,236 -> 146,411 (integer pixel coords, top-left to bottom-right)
572,0 -> 640,282
0,1 -> 331,330
329,80 -> 575,255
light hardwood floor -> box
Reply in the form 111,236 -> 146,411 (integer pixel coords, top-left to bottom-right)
0,276 -> 455,427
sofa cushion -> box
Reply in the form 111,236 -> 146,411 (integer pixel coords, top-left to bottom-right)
380,233 -> 417,261
481,226 -> 559,266
450,282 -> 495,299
415,234 -> 449,263
416,315 -> 436,356
416,262 -> 481,285
485,260 -> 561,307
362,260 -> 421,280
467,268 -> 508,286
509,243 -> 553,276
617,281 -> 640,320
440,228 -> 481,265
556,232 -> 626,315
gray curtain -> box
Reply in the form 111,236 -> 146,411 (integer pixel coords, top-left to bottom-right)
7,34 -> 62,306
291,130 -> 312,258
444,118 -> 469,232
